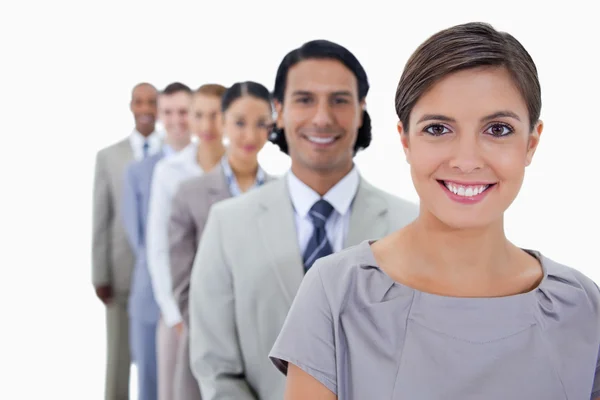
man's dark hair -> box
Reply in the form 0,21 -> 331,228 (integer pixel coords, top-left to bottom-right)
270,40 -> 372,154
161,82 -> 192,96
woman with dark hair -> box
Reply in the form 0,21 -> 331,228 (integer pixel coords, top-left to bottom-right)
270,23 -> 600,399
168,81 -> 276,400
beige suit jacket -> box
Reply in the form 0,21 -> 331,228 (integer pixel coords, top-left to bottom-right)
169,164 -> 276,322
91,138 -> 135,295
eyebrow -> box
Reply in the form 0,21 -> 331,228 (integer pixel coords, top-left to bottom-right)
291,90 -> 353,97
417,111 -> 522,124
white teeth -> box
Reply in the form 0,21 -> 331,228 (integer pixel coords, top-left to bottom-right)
307,136 -> 335,144
443,182 -> 490,197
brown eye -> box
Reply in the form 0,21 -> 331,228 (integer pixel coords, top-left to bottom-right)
485,123 -> 513,137
424,124 -> 450,136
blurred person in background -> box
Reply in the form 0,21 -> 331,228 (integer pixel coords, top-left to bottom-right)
168,81 -> 277,400
146,83 -> 227,400
92,82 -> 161,399
121,82 -> 196,400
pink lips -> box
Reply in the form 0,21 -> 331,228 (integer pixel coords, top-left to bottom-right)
438,180 -> 496,204
198,133 -> 216,141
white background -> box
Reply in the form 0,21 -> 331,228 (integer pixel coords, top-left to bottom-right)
0,0 -> 598,398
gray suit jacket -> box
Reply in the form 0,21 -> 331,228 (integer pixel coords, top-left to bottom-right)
188,174 -> 418,400
92,138 -> 135,295
169,164 -> 276,323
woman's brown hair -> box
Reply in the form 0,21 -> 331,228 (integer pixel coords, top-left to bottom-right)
395,22 -> 541,132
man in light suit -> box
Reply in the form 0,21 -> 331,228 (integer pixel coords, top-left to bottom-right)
92,82 -> 161,400
188,40 -> 419,400
121,82 -> 195,400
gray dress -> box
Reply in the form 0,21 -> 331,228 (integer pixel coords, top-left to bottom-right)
269,240 -> 600,399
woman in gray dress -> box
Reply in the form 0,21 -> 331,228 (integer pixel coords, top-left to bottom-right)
269,22 -> 600,400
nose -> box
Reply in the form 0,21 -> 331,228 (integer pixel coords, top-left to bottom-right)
311,100 -> 334,128
141,102 -> 156,116
449,135 -> 484,173
199,117 -> 212,132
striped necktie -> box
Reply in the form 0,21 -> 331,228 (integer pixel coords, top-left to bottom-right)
303,199 -> 334,272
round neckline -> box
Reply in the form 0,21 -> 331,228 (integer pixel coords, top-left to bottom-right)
362,240 -> 549,303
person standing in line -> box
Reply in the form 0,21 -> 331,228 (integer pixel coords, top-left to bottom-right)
146,83 -> 227,400
121,82 -> 197,400
169,81 -> 277,400
270,22 -> 600,400
188,40 -> 418,400
92,82 -> 161,399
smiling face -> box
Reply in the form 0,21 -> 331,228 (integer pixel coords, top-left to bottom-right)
275,58 -> 364,175
158,91 -> 192,147
190,93 -> 223,144
399,66 -> 543,229
130,84 -> 158,135
223,95 -> 272,165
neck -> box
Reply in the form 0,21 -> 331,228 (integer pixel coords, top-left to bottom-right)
196,142 -> 226,170
291,162 -> 353,196
166,135 -> 190,152
137,126 -> 154,137
228,153 -> 259,181
405,210 -> 512,278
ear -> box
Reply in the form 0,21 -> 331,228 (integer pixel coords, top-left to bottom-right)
129,100 -> 134,113
398,121 -> 410,163
525,120 -> 543,166
274,99 -> 284,129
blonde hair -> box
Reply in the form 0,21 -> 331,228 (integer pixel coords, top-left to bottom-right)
195,83 -> 227,99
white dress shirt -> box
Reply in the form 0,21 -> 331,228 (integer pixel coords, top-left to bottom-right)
129,129 -> 162,161
146,141 -> 203,327
287,166 -> 359,254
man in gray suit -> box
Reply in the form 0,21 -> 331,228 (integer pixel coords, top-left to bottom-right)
188,40 -> 419,400
92,82 -> 161,399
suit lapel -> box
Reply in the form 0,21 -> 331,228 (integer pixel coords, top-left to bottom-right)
206,165 -> 231,205
346,178 -> 390,246
256,178 -> 304,305
119,138 -> 134,164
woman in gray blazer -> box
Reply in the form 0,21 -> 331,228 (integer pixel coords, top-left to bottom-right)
167,81 -> 276,400
270,22 -> 600,399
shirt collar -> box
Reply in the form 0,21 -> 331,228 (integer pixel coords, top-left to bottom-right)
162,144 -> 175,156
287,165 -> 360,219
220,155 -> 266,185
130,129 -> 158,144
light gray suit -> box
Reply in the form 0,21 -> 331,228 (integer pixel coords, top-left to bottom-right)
92,137 -> 136,399
169,164 -> 276,400
188,174 -> 418,400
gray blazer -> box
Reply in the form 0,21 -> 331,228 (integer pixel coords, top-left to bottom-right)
188,175 -> 418,400
169,164 -> 276,322
92,138 -> 135,295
